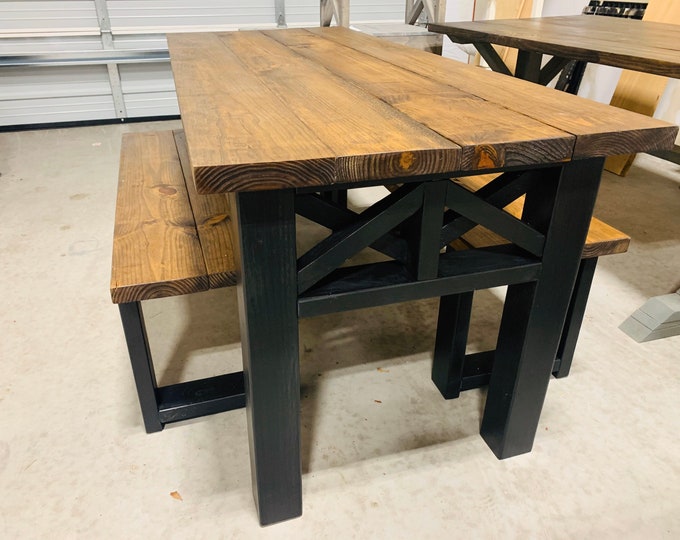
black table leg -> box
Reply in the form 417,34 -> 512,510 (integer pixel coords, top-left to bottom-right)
481,158 -> 604,459
431,291 -> 474,399
555,60 -> 588,95
229,189 -> 302,526
554,257 -> 599,378
515,50 -> 542,83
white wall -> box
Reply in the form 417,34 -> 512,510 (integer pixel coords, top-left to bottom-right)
0,0 -> 412,126
441,0 -> 476,62
541,0 -> 582,17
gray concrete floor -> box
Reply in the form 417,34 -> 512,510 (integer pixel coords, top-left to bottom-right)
1,120 -> 679,538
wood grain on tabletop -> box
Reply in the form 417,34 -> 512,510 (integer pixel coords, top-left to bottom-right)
265,28 -> 574,171
111,131 -> 209,303
311,27 -> 678,158
429,16 -> 680,78
168,31 -> 460,193
605,0 -> 680,175
168,27 -> 677,193
173,130 -> 237,289
216,31 -> 461,183
454,175 -> 630,259
168,32 -> 335,192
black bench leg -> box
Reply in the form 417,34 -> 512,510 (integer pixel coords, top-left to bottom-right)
229,189 -> 302,526
480,158 -> 603,459
432,291 -> 474,399
554,257 -> 598,378
118,302 -> 163,433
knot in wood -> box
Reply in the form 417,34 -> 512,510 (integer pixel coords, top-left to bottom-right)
399,152 -> 415,171
205,213 -> 229,227
474,145 -> 502,169
157,185 -> 178,196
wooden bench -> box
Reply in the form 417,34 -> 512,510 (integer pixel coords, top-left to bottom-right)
431,174 -> 631,399
111,132 -> 630,431
110,129 -> 244,433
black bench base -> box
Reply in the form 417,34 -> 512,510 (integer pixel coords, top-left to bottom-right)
120,296 -> 571,433
119,301 -> 245,433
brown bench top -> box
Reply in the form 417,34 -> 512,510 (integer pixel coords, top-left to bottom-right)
452,174 -> 630,259
110,130 -> 236,304
174,130 -> 237,290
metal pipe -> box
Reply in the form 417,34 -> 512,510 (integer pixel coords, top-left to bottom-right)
0,50 -> 170,67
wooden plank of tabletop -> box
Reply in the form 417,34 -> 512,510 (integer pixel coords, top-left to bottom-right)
168,32 -> 335,192
168,31 -> 461,192
429,17 -> 680,78
541,17 -> 680,71
266,28 -> 575,171
216,31 -> 461,184
311,27 -> 678,158
536,15 -> 680,53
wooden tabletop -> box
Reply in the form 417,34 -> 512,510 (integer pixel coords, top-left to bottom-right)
167,27 -> 677,194
429,15 -> 680,79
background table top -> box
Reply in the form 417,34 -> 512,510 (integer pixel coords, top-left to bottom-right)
429,15 -> 680,79
168,27 -> 677,193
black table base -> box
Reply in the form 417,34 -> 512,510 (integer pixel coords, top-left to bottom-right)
227,158 -> 604,523
118,158 -> 604,525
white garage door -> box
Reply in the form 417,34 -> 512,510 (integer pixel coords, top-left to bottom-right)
0,0 -> 406,128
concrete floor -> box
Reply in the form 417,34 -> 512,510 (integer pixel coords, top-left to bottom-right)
1,120 -> 679,538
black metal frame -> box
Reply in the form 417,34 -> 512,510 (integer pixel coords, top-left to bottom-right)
118,158 -> 605,524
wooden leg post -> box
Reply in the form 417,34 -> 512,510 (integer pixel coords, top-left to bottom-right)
432,291 -> 474,399
481,158 -> 604,459
229,189 -> 302,526
515,50 -> 542,83
554,257 -> 598,378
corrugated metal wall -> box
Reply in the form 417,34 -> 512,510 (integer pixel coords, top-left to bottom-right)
0,0 -> 406,127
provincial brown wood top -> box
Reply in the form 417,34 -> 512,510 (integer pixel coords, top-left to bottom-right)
111,131 -> 209,303
167,27 -> 677,193
110,130 -> 238,303
429,15 -> 680,78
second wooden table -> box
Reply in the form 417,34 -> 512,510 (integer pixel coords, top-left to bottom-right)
429,15 -> 680,82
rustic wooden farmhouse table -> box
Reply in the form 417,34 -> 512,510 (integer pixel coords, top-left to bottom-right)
429,15 -> 680,84
167,27 -> 676,525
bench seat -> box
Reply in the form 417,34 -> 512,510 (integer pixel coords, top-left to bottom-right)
451,174 -> 630,258
111,130 -> 243,433
110,130 -> 236,304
